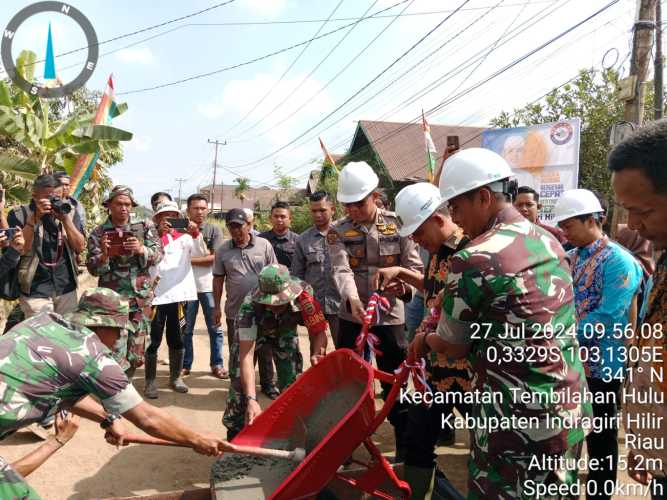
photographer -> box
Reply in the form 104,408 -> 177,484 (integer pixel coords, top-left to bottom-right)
53,171 -> 86,230
7,175 -> 85,317
87,185 -> 163,375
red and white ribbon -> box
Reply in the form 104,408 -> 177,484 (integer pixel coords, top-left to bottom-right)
355,292 -> 391,356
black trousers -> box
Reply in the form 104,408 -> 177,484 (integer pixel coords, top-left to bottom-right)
404,386 -> 471,468
585,377 -> 621,500
147,302 -> 184,356
337,318 -> 408,438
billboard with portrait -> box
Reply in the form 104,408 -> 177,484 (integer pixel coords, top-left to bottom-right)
481,118 -> 581,223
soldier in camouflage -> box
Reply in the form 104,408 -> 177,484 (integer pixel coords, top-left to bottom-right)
86,185 -> 163,373
223,264 -> 328,439
411,149 -> 592,499
0,287 -> 231,499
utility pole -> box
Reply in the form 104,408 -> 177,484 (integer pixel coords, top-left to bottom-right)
175,178 -> 186,209
655,0 -> 663,119
207,139 -> 227,216
612,0 -> 657,236
624,0 -> 657,125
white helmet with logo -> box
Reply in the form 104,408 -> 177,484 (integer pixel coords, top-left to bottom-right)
395,183 -> 442,237
552,189 -> 604,223
337,161 -> 379,203
438,148 -> 514,202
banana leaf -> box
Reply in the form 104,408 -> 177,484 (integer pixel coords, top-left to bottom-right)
0,153 -> 40,178
72,124 -> 132,141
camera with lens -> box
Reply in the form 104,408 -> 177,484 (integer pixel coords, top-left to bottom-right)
49,196 -> 72,215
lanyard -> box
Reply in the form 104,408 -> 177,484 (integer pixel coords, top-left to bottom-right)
41,224 -> 64,268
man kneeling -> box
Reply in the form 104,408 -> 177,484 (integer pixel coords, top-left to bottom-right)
0,287 -> 232,499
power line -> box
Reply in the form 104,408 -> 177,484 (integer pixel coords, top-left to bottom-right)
261,0 -> 621,184
226,0 -> 472,168
232,0 -> 547,144
227,0 -> 385,142
232,0 -> 557,173
1,0 -> 238,73
188,1 -> 558,26
117,0 -> 412,96
222,0 -> 346,136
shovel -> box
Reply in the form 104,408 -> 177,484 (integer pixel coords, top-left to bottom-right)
120,416 -> 309,463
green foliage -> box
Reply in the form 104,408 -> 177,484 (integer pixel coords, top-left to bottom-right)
490,68 -> 661,209
273,165 -> 297,199
234,177 -> 250,205
0,50 -> 131,219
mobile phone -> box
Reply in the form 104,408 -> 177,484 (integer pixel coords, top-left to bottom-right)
0,227 -> 17,239
447,135 -> 460,150
105,230 -> 132,257
167,218 -> 189,230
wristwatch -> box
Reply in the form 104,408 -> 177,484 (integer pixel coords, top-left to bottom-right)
243,394 -> 258,402
100,413 -> 122,429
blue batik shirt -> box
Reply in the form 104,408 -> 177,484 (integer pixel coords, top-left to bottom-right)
569,238 -> 642,379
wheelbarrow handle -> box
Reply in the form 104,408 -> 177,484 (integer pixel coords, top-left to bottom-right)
121,433 -> 189,447
120,433 -> 306,462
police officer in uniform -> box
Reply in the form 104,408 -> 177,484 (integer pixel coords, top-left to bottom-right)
327,161 -> 422,460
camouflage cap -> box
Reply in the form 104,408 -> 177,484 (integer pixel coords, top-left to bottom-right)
103,185 -> 138,207
251,264 -> 304,306
64,287 -> 135,332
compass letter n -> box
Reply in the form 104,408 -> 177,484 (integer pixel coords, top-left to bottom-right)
3,30 -> 15,40
61,4 -> 71,15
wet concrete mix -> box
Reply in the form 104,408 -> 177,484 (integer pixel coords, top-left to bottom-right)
211,382 -> 366,498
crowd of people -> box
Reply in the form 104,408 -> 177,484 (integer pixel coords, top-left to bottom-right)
0,119 -> 665,500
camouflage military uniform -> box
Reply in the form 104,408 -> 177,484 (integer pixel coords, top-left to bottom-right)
437,207 -> 592,499
0,288 -> 143,499
223,265 -> 327,439
87,216 -> 162,369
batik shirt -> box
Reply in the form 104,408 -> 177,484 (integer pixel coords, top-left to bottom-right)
568,238 -> 642,379
420,230 -> 471,392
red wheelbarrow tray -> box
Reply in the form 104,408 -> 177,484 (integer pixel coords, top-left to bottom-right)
226,348 -> 411,499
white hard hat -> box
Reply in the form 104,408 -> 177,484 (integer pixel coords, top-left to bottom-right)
552,189 -> 604,223
337,161 -> 379,203
439,148 -> 514,202
395,183 -> 442,237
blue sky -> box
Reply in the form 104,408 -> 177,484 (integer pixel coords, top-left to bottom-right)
0,0 -> 637,206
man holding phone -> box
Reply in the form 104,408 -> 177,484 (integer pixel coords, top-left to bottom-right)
87,185 -> 163,374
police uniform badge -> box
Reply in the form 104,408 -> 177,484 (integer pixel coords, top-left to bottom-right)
326,230 -> 339,245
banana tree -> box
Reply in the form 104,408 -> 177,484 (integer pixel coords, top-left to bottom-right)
0,50 -> 132,205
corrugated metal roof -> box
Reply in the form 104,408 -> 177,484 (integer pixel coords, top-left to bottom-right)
200,184 -> 300,211
351,120 -> 486,181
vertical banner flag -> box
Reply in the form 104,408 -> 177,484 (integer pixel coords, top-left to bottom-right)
422,110 -> 437,182
70,75 -> 118,198
319,137 -> 337,170
481,118 -> 581,223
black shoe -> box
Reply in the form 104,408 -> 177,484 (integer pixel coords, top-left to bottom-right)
261,385 -> 280,400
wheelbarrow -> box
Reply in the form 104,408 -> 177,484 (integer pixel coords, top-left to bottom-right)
217,347 -> 415,500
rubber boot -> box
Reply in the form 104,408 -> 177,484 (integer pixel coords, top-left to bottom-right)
404,465 -> 435,500
169,348 -> 189,393
144,354 -> 158,399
